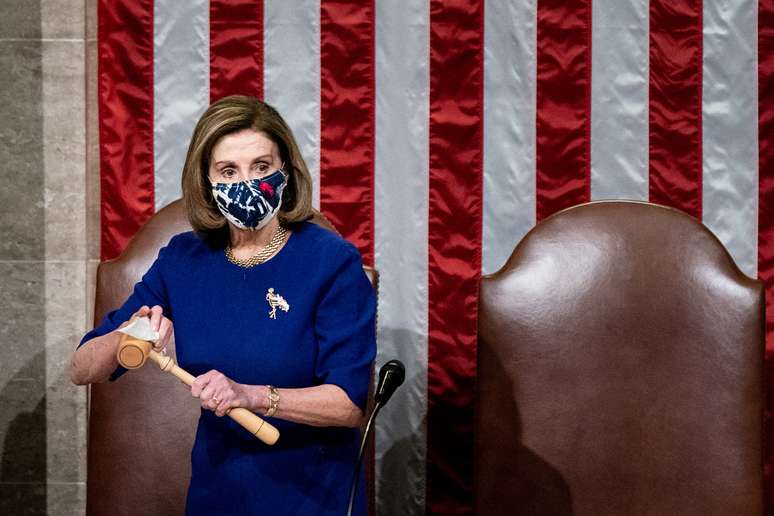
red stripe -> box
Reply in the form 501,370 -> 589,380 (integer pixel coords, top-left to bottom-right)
97,0 -> 155,261
535,0 -> 592,222
319,1 -> 375,265
648,0 -> 703,219
209,0 -> 264,101
426,1 -> 484,514
759,0 -> 774,509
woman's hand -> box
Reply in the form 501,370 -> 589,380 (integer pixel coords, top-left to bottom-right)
191,370 -> 252,417
71,304 -> 173,385
122,305 -> 173,353
191,371 -> 364,427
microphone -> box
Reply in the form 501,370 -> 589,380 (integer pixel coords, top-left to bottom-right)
346,360 -> 405,516
374,360 -> 405,405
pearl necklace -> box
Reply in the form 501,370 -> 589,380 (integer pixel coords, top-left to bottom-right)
225,226 -> 288,268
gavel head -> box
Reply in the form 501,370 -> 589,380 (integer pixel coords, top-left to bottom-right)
116,334 -> 153,369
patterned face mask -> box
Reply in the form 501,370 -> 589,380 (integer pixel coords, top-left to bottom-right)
210,169 -> 288,230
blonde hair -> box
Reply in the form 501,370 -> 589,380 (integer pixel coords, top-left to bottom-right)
181,95 -> 313,247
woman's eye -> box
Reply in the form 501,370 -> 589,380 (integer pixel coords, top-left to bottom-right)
221,169 -> 235,177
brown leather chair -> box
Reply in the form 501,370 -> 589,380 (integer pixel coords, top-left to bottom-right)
475,200 -> 764,515
85,199 -> 376,515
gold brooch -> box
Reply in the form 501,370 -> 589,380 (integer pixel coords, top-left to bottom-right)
265,288 -> 289,319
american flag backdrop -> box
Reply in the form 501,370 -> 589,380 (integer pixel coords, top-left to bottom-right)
97,0 -> 774,513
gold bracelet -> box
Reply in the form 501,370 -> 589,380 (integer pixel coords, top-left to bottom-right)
265,385 -> 280,417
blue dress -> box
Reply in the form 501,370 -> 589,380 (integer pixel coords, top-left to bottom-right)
78,221 -> 376,515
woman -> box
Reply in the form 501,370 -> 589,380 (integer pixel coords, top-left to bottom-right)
70,95 -> 376,515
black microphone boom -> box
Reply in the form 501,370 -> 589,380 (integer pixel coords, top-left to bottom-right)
346,359 -> 406,516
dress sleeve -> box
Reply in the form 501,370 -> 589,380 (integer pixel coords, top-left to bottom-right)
77,240 -> 174,382
314,245 -> 377,411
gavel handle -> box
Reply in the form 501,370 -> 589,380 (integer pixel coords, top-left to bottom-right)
146,349 -> 280,446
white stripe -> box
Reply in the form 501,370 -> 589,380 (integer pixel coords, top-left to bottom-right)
374,0 -> 429,514
482,0 -> 537,275
153,0 -> 210,211
264,0 -> 321,209
590,0 -> 649,201
702,0 -> 759,278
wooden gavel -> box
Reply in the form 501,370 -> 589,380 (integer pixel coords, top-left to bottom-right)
116,333 -> 280,445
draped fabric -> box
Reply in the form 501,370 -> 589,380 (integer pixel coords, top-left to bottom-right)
98,0 -> 774,513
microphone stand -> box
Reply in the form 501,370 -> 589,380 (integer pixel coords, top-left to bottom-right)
346,360 -> 404,516
346,400 -> 383,516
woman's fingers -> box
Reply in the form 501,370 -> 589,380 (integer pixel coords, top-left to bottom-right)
121,305 -> 150,328
190,373 -> 208,398
122,305 -> 170,350
118,306 -> 150,331
121,305 -> 165,333
149,305 -> 163,332
192,370 -> 221,398
200,385 -> 223,412
158,316 -> 171,339
155,316 -> 172,350
214,399 -> 231,417
134,305 -> 150,318
200,384 -> 217,402
191,370 -> 241,416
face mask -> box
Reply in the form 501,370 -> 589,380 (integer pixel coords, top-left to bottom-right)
210,169 -> 288,230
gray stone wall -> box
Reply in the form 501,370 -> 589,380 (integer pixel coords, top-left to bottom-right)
0,0 -> 96,514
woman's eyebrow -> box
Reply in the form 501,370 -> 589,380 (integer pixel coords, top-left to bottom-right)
213,154 -> 274,167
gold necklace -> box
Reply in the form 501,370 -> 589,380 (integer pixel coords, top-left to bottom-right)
225,226 -> 288,268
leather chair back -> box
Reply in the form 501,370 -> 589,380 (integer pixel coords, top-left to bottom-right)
86,200 -> 376,515
475,201 -> 764,515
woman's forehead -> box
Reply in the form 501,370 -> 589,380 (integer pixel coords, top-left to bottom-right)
211,129 -> 278,161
